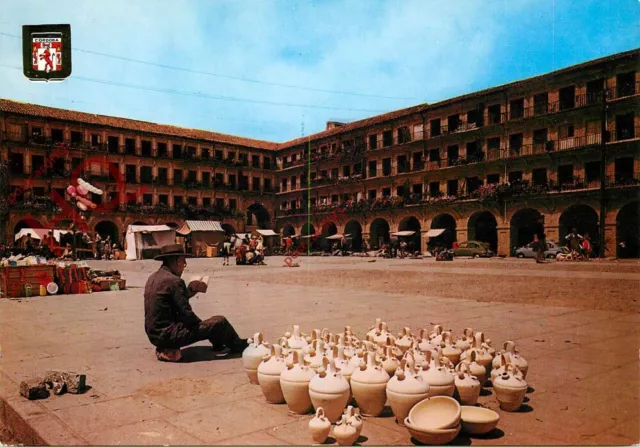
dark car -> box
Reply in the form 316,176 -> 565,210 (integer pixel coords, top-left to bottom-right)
451,241 -> 494,258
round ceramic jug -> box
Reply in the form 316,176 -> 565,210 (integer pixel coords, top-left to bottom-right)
280,351 -> 315,414
409,342 -> 428,365
350,352 -> 390,416
418,351 -> 455,397
441,332 -> 462,366
343,406 -> 363,437
482,338 -> 496,357
308,407 -> 331,444
491,352 -> 524,383
386,360 -> 430,426
380,345 -> 400,376
309,357 -> 350,423
459,332 -> 493,375
417,329 -> 435,353
429,324 -> 445,346
285,325 -> 309,354
382,336 -> 403,360
366,318 -> 383,339
334,414 -> 359,446
242,332 -> 271,385
494,341 -> 529,378
455,328 -> 474,351
334,346 -> 359,385
458,351 -> 488,386
395,327 -> 414,354
257,345 -> 287,404
372,322 -> 391,347
453,362 -> 481,405
493,365 -> 528,412
305,339 -> 328,372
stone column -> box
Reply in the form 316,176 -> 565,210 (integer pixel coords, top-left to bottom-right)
497,225 -> 510,257
545,225 -> 560,245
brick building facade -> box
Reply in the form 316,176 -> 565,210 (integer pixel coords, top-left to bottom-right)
1,49 -> 639,257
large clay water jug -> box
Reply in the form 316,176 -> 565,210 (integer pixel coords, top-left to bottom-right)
454,362 -> 481,405
493,365 -> 528,412
386,359 -> 430,426
257,345 -> 287,403
242,332 -> 270,385
309,357 -> 350,423
280,351 -> 315,414
418,351 -> 455,397
350,351 -> 390,417
395,327 -> 414,354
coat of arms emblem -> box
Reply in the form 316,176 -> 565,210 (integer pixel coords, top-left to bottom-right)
22,24 -> 71,81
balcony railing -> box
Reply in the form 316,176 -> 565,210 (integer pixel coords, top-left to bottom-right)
612,126 -> 639,142
607,82 -> 640,100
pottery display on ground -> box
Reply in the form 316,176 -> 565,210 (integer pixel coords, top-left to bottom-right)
280,351 -> 316,414
380,344 -> 401,376
441,332 -> 462,366
334,413 -> 359,446
460,406 -> 500,435
454,328 -> 474,352
285,325 -> 309,354
493,365 -> 528,412
305,339 -> 328,372
459,350 -> 488,386
242,332 -> 271,385
395,327 -> 414,354
257,344 -> 287,404
309,357 -> 351,423
408,395 -> 461,430
493,340 -> 529,379
350,352 -> 390,417
309,407 -> 332,444
386,360 -> 430,426
453,362 -> 481,405
418,351 -> 455,397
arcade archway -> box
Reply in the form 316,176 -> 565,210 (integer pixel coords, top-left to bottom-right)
95,220 -> 119,243
510,208 -> 542,250
321,221 -> 338,252
300,222 -> 317,250
431,214 -> 457,249
370,218 -> 390,249
617,201 -> 639,258
247,203 -> 271,229
398,216 -> 422,252
13,218 -> 43,234
345,220 -> 363,251
221,223 -> 236,235
282,223 -> 295,237
468,211 -> 498,252
559,205 -> 599,246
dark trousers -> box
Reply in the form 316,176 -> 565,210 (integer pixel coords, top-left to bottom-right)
162,316 -> 242,350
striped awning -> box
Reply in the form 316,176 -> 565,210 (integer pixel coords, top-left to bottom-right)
177,220 -> 224,235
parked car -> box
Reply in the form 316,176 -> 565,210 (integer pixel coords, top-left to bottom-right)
451,241 -> 494,258
515,240 -> 569,258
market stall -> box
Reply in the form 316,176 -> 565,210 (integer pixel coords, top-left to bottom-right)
177,221 -> 225,257
125,224 -> 176,260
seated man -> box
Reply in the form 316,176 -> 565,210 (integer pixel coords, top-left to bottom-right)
144,244 -> 248,362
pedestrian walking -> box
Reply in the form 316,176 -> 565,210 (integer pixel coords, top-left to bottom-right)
533,215 -> 546,263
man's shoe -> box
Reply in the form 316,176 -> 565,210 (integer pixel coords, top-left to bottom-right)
156,348 -> 182,362
212,346 -> 231,357
230,338 -> 249,354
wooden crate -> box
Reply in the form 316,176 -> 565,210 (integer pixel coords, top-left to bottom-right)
206,246 -> 218,258
1,265 -> 56,298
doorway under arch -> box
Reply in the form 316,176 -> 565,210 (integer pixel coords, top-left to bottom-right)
510,208 -> 542,250
398,216 -> 422,252
281,223 -> 295,238
370,218 -> 390,249
221,223 -> 236,235
247,203 -> 271,229
468,211 -> 498,252
345,220 -> 363,251
95,220 -> 120,243
617,201 -> 639,258
431,214 -> 457,249
559,205 -> 599,247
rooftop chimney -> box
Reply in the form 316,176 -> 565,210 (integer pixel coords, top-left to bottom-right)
326,121 -> 346,130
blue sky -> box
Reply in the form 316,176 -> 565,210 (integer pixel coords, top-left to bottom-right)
0,0 -> 638,142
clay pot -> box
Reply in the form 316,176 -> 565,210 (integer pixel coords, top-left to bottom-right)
242,332 -> 271,385
405,420 -> 461,446
285,325 -> 309,354
455,328 -> 474,351
309,407 -> 331,444
417,329 -> 436,353
458,351 -> 488,386
407,395 -> 461,430
395,327 -> 414,354
350,351 -> 390,416
334,414 -> 359,446
490,352 -> 524,384
334,346 -> 359,386
257,345 -> 287,404
453,362 -> 481,406
343,405 -> 363,437
309,357 -> 350,423
441,332 -> 462,366
366,318 -> 383,339
280,351 -> 315,414
460,406 -> 500,435
418,351 -> 455,397
380,345 -> 400,376
428,324 -> 445,346
305,339 -> 328,372
493,365 -> 528,412
386,360 -> 430,426
459,333 -> 493,378
372,322 -> 392,347
492,341 -> 529,378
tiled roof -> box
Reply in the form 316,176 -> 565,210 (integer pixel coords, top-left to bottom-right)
0,99 -> 278,150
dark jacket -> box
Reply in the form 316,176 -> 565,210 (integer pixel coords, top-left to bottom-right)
144,265 -> 201,347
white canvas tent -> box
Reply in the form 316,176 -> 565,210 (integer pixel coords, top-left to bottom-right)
177,221 -> 225,256
125,225 -> 176,260
391,231 -> 416,237
14,228 -> 69,243
423,229 -> 446,238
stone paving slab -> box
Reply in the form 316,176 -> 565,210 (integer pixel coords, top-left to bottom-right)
0,257 -> 638,445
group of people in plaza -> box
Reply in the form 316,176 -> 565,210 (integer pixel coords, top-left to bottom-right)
7,231 -> 121,261
532,215 -> 593,263
221,233 -> 266,266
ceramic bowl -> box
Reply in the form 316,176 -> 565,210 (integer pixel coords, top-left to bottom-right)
405,418 -> 461,445
407,396 -> 461,430
460,406 -> 500,435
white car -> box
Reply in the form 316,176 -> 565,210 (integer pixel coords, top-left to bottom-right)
515,241 -> 569,259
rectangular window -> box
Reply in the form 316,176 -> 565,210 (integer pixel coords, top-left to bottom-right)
532,168 -> 547,185
428,149 -> 440,162
71,131 -> 83,145
252,177 -> 260,191
174,196 -> 183,206
397,155 -> 408,173
159,194 -> 168,205
486,174 -> 500,184
229,199 -> 237,210
158,168 -> 168,185
466,177 -> 481,194
430,119 -> 441,137
534,92 -> 549,115
214,149 -> 223,160
368,160 -> 377,177
488,104 -> 502,124
203,197 -> 211,207
143,194 -> 152,205
448,114 -> 460,133
331,168 -> 339,179
397,126 -> 411,144
108,136 -> 119,153
202,172 -> 211,186
509,98 -> 524,120
91,134 -> 100,146
382,158 -> 392,176
368,189 -> 377,200
558,165 -> 574,184
252,155 -> 260,168
382,130 -> 393,147
173,144 -> 182,159
201,148 -> 210,159
447,145 -> 459,163
157,142 -> 167,157
216,198 -> 225,209
173,169 -> 183,184
508,171 -> 523,183
188,196 -> 197,206
585,161 -> 601,183
447,179 -> 459,196
141,140 -> 152,157
51,128 -> 64,143
140,166 -> 152,183
429,181 -> 440,197
290,176 -> 297,190
125,138 -> 136,155
382,188 -> 391,197
264,178 -> 272,191
187,170 -> 197,183
214,173 -> 224,185
125,165 -> 137,183
263,157 -> 272,169
616,71 -> 637,98
559,85 -> 576,110
343,166 -> 351,177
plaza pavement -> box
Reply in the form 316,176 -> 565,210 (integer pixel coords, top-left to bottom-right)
0,257 -> 638,445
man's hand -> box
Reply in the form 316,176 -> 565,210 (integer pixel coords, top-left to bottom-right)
188,280 -> 208,296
